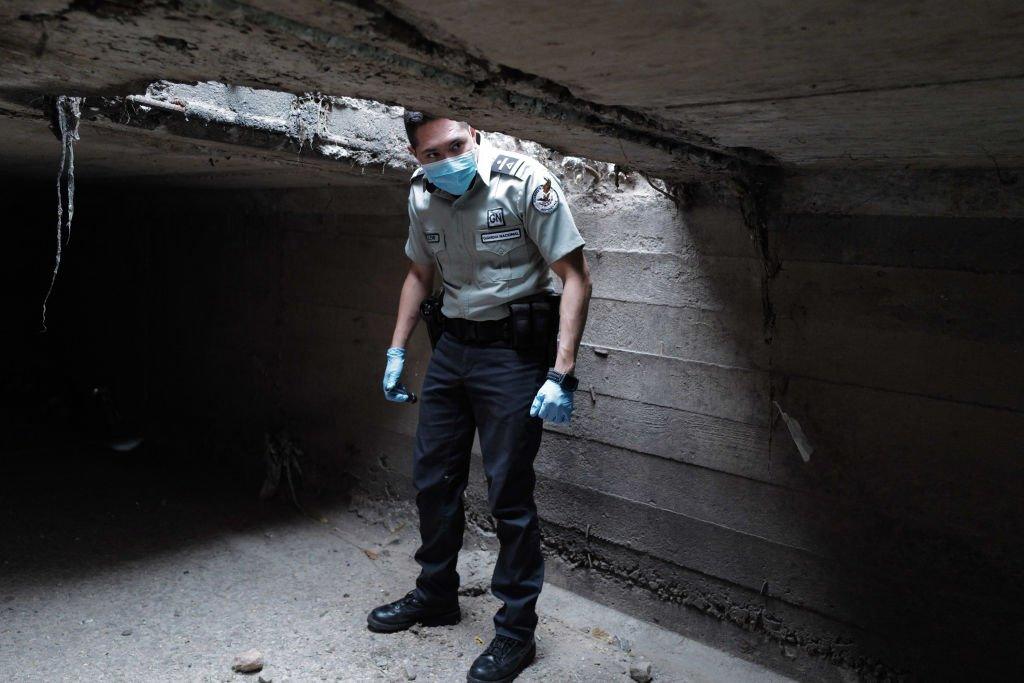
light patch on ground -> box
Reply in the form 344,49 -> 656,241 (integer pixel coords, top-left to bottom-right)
1,494 -> 788,682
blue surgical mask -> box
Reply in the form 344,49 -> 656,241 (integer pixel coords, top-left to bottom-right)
421,148 -> 477,196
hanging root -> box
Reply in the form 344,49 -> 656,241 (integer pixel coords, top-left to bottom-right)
638,171 -> 697,211
41,95 -> 83,331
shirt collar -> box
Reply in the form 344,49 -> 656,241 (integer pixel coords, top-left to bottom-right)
473,132 -> 495,188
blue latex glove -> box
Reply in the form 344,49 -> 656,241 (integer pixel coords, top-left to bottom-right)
382,347 -> 416,403
529,379 -> 574,423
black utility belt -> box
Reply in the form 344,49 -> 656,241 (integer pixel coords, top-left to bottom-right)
443,315 -> 511,344
422,292 -> 560,362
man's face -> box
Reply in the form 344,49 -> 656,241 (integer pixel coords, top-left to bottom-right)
408,118 -> 476,165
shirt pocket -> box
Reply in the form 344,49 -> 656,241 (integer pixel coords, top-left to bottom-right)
423,229 -> 449,269
475,223 -> 531,282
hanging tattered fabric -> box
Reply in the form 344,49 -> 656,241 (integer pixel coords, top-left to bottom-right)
773,401 -> 814,463
41,95 -> 83,330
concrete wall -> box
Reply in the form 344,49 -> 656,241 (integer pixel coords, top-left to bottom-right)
7,165 -> 1020,680
319,167 -> 1023,680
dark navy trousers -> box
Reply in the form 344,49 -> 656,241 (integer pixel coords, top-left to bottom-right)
411,329 -> 548,642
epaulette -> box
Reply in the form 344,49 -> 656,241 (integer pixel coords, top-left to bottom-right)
490,153 -> 529,180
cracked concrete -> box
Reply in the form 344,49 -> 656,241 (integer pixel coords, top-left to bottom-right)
5,1 -> 1021,178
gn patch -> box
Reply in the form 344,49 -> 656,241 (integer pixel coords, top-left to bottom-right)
425,232 -> 440,243
480,227 -> 523,244
486,207 -> 506,228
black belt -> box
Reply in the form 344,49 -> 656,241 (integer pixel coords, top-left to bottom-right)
443,315 -> 511,343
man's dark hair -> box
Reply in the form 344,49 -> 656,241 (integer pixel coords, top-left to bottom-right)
403,111 -> 470,149
403,111 -> 436,149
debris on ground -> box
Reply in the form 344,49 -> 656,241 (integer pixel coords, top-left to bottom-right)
232,649 -> 264,673
630,659 -> 654,682
457,582 -> 488,597
403,661 -> 417,680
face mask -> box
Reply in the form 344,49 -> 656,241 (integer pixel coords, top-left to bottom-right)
421,148 -> 477,196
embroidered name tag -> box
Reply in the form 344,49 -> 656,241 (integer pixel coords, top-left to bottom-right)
480,228 -> 523,243
425,232 -> 440,243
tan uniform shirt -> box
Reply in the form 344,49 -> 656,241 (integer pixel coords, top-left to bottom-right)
404,137 -> 585,321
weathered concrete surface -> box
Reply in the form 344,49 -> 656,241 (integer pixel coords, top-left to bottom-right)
0,450 -> 791,682
0,80 -> 416,187
134,81 -> 413,171
3,1 -> 1024,178
782,167 -> 1024,219
389,1 -> 1024,168
0,0 -> 751,181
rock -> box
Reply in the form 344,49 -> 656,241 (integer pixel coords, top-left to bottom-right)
403,662 -> 417,680
232,649 -> 264,674
629,660 -> 653,682
121,629 -> 133,636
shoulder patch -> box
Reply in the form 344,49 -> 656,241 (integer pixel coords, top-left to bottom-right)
491,154 -> 528,179
531,177 -> 559,214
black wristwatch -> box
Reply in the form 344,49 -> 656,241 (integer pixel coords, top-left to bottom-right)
546,368 -> 579,392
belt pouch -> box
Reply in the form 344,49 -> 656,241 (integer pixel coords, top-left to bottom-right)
509,294 -> 560,365
510,301 -> 534,349
529,301 -> 552,349
419,292 -> 444,349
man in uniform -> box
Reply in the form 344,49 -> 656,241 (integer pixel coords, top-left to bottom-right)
366,112 -> 592,683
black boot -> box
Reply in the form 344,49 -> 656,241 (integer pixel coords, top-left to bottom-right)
467,635 -> 536,683
366,590 -> 461,633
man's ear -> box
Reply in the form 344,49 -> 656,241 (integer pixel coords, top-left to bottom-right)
407,144 -> 417,159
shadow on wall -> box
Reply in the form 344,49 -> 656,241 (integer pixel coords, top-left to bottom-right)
2,176 -> 417,483
765,206 -> 1024,678
527,166 -> 1023,679
1,180 -> 373,589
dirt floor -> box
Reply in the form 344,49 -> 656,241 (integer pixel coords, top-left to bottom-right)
0,447 -> 790,682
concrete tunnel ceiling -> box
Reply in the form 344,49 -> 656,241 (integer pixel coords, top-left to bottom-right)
0,80 -> 427,188
0,79 -> 631,189
2,0 -> 1023,185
